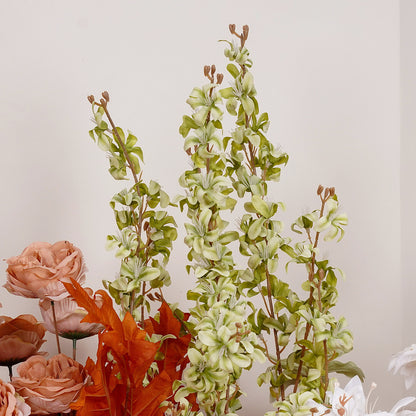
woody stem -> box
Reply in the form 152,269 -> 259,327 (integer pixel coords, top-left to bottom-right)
51,301 -> 61,354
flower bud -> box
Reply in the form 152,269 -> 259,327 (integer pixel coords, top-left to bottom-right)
102,91 -> 110,102
317,185 -> 324,195
229,24 -> 236,34
330,187 -> 335,196
211,65 -> 216,76
87,95 -> 95,104
204,65 -> 210,77
243,25 -> 249,40
216,73 -> 224,85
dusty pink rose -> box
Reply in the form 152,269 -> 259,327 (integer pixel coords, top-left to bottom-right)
12,354 -> 85,414
39,289 -> 104,339
0,315 -> 46,367
5,241 -> 86,301
0,379 -> 31,416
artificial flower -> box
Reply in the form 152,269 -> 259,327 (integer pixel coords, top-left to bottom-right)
0,315 -> 45,367
12,354 -> 85,415
314,198 -> 348,242
0,378 -> 31,416
308,376 -> 416,416
389,345 -> 416,390
5,241 -> 86,301
39,288 -> 104,339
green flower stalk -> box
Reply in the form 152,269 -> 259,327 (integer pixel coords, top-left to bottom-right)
85,24 -> 363,416
177,64 -> 265,415
218,25 -> 361,414
87,93 -> 177,324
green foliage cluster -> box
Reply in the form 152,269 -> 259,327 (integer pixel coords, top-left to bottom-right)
87,94 -> 177,323
86,24 -> 362,416
175,61 -> 265,416
176,25 -> 362,416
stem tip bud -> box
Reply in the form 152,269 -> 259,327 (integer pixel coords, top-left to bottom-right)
243,25 -> 249,39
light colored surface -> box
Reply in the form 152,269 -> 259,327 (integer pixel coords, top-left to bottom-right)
0,1 -> 410,413
401,0 -> 416,349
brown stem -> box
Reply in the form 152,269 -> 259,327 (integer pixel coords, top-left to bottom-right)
224,383 -> 240,414
51,301 -> 61,354
266,268 -> 285,400
323,339 -> 329,393
130,290 -> 136,318
141,282 -> 146,327
259,336 -> 277,365
293,195 -> 330,393
97,98 -> 146,260
100,102 -> 140,187
224,385 -> 230,414
258,285 -> 272,316
72,339 -> 77,361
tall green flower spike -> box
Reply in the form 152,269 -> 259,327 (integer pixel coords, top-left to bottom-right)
177,25 -> 362,415
177,60 -> 265,415
87,93 -> 177,324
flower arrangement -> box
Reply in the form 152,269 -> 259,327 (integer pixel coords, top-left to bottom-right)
0,24 -> 415,416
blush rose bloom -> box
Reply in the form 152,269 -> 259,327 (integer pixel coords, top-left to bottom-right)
12,354 -> 85,414
0,315 -> 46,367
39,289 -> 104,339
0,379 -> 31,416
5,241 -> 86,301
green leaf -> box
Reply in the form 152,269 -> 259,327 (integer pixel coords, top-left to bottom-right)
263,317 -> 282,331
218,231 -> 239,244
326,269 -> 337,286
179,115 -> 199,137
130,154 -> 141,175
140,267 -> 161,281
227,63 -> 240,78
241,96 -> 254,116
115,127 -> 125,143
252,195 -> 270,218
328,360 -> 365,382
89,129 -> 96,142
220,87 -> 235,99
280,244 -> 296,259
302,215 -> 313,229
126,133 -> 137,148
159,190 -> 169,208
248,217 -> 265,240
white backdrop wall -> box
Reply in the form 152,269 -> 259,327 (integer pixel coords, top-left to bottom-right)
0,1 -> 410,414
401,0 -> 416,349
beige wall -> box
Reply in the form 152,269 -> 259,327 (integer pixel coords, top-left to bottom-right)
401,0 -> 416,349
0,1 -> 409,413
